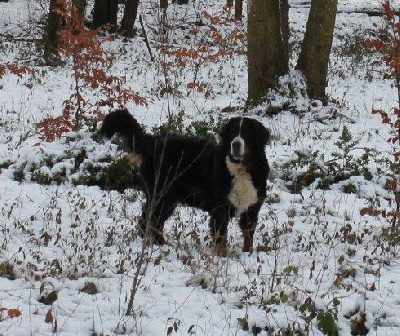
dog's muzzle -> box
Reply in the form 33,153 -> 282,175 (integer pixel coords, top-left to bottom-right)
230,136 -> 245,161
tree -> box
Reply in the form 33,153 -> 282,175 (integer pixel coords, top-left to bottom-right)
247,0 -> 338,104
43,0 -> 87,64
235,0 -> 243,21
92,0 -> 118,29
226,0 -> 243,21
43,0 -> 64,65
296,0 -> 338,101
160,0 -> 168,9
247,0 -> 289,104
72,0 -> 86,18
120,0 -> 140,37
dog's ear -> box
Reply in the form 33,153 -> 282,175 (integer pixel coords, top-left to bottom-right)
256,122 -> 270,146
247,119 -> 270,147
219,119 -> 231,141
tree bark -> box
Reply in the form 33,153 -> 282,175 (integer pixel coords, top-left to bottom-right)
160,0 -> 168,8
121,0 -> 140,37
296,0 -> 338,101
247,0 -> 289,104
280,0 -> 290,71
235,0 -> 243,21
92,0 -> 118,29
72,0 -> 87,18
43,0 -> 63,65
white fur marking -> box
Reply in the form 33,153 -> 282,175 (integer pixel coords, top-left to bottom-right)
231,136 -> 245,158
226,157 -> 258,216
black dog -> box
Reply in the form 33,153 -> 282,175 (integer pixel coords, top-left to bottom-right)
101,109 -> 270,255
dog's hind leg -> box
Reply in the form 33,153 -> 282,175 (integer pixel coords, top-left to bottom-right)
138,198 -> 176,245
209,208 -> 230,256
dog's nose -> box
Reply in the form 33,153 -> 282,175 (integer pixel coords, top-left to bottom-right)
231,137 -> 244,159
232,140 -> 241,153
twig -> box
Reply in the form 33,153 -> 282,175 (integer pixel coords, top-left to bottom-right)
139,15 -> 154,62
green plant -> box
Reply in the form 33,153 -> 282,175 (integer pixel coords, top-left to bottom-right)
281,126 -> 381,192
152,111 -> 223,142
299,297 -> 339,335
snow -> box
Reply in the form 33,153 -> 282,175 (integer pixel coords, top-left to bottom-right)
1,0 -> 400,335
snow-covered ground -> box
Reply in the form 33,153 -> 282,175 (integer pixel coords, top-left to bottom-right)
1,0 -> 400,335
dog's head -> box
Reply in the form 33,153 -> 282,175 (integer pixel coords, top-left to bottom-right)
220,117 -> 270,163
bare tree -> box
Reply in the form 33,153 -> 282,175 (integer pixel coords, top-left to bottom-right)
247,0 -> 338,105
226,0 -> 242,20
92,0 -> 118,29
43,0 -> 64,65
120,0 -> 140,37
160,0 -> 168,9
235,0 -> 243,21
247,0 -> 289,104
296,0 -> 338,101
72,0 -> 86,18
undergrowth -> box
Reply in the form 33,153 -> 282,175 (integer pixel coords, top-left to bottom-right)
1,1 -> 400,335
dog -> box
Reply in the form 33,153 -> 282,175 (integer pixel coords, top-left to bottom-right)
101,109 -> 270,255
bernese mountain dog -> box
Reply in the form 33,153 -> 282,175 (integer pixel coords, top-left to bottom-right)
101,109 -> 270,255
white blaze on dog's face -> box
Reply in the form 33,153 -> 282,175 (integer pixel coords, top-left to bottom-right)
230,118 -> 245,161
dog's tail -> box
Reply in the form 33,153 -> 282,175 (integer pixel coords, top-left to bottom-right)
100,109 -> 146,153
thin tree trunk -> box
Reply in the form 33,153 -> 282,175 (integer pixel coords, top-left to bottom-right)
235,0 -> 243,21
160,0 -> 168,8
72,0 -> 87,18
280,0 -> 290,69
121,0 -> 140,37
92,0 -> 118,29
296,0 -> 338,101
43,0 -> 63,65
247,0 -> 289,104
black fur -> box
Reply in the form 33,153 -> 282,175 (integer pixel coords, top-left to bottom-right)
101,109 -> 270,255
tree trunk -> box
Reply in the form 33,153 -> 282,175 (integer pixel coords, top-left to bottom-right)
92,0 -> 118,29
247,0 -> 289,104
121,0 -> 140,37
43,0 -> 63,65
235,0 -> 243,21
280,0 -> 290,70
296,0 -> 338,101
72,0 -> 87,18
160,0 -> 168,8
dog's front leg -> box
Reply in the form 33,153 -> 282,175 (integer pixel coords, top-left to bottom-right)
209,207 -> 230,256
239,201 -> 262,252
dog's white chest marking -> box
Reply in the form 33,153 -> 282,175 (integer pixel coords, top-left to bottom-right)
226,157 -> 258,216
